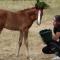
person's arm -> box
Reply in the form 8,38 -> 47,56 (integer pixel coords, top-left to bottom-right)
52,32 -> 60,42
53,21 -> 56,26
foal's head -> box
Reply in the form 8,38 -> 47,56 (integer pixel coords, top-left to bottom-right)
26,6 -> 43,25
17,5 -> 43,25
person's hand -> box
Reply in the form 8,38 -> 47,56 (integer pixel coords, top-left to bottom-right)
53,21 -> 56,26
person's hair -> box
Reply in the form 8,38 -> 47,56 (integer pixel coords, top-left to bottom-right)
54,15 -> 60,22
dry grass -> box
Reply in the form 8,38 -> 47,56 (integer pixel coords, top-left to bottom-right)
0,0 -> 60,60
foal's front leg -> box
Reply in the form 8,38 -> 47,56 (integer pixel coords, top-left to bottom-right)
24,30 -> 32,60
17,31 -> 23,57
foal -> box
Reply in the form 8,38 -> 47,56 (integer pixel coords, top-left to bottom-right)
0,7 -> 43,59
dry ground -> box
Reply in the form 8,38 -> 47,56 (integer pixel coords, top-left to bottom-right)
0,0 -> 60,60
0,20 -> 55,60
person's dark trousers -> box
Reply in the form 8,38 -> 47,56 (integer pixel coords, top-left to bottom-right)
42,40 -> 60,55
56,37 -> 60,57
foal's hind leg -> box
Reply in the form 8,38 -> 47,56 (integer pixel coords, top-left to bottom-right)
24,30 -> 29,59
17,31 -> 23,57
0,27 -> 3,34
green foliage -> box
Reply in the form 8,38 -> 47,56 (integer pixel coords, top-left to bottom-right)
35,0 -> 49,9
37,0 -> 39,3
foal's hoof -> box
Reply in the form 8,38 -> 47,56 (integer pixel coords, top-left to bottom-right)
27,57 -> 32,60
27,56 -> 29,59
16,54 -> 20,57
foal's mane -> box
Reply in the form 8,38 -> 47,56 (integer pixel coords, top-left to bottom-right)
17,7 -> 36,13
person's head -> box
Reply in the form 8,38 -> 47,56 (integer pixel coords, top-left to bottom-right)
54,15 -> 60,22
53,15 -> 60,26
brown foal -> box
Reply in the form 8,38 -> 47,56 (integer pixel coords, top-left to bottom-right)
0,7 -> 43,59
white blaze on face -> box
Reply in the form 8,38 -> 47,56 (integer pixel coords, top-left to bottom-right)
37,10 -> 41,25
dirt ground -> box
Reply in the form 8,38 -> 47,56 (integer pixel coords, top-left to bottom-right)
0,20 -> 55,60
0,1 -> 60,60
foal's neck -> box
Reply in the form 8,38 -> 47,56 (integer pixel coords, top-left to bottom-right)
21,7 -> 37,21
27,7 -> 37,21
17,7 -> 37,22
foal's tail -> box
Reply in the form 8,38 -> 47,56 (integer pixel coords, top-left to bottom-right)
0,10 -> 7,32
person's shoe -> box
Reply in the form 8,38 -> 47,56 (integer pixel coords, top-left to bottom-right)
42,45 -> 55,54
52,56 -> 60,60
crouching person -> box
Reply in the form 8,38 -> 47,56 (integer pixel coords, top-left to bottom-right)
52,15 -> 60,59
53,15 -> 60,44
39,15 -> 60,59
